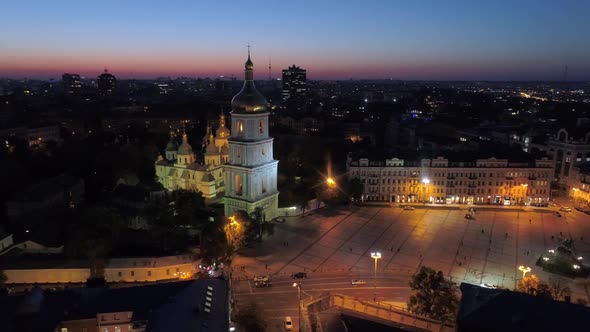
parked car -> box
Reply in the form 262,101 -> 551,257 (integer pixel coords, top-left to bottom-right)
285,316 -> 293,331
403,206 -> 415,211
351,279 -> 367,285
480,283 -> 497,289
553,211 -> 562,217
254,275 -> 269,282
465,214 -> 473,219
291,272 -> 308,279
255,281 -> 272,288
560,206 -> 572,212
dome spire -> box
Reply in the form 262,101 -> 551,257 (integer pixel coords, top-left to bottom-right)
231,46 -> 268,113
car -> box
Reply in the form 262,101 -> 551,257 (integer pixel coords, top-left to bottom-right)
465,214 -> 473,219
553,211 -> 562,217
560,207 -> 572,212
255,281 -> 272,288
291,272 -> 308,279
480,283 -> 497,289
351,279 -> 367,285
253,275 -> 269,282
285,316 -> 293,331
403,206 -> 415,211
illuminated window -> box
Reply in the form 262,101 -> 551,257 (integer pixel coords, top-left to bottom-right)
238,121 -> 244,136
235,175 -> 243,195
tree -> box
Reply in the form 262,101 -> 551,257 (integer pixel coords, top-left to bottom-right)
0,269 -> 7,286
250,207 -> 265,240
200,221 -> 229,265
65,207 -> 125,278
516,274 -> 553,299
548,278 -> 571,301
234,300 -> 267,332
347,177 -> 364,202
407,266 -> 459,322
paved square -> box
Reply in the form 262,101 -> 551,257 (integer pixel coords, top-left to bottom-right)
235,205 -> 590,301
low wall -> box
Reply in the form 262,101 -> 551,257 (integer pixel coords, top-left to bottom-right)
3,255 -> 198,284
277,198 -> 326,217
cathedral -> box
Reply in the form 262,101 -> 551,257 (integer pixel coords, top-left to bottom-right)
155,119 -> 228,198
156,51 -> 279,220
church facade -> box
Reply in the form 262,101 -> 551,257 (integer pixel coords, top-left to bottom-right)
155,112 -> 230,198
223,52 -> 279,220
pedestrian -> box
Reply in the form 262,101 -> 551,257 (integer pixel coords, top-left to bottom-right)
560,232 -> 563,236
481,229 -> 484,234
350,247 -> 352,253
489,239 -> 491,244
397,247 -> 401,252
391,246 -> 394,252
551,235 -> 554,240
464,256 -> 466,260
505,232 -> 508,238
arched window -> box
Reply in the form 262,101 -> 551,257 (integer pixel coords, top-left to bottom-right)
262,177 -> 267,193
259,120 -> 264,134
235,174 -> 242,195
238,121 -> 244,136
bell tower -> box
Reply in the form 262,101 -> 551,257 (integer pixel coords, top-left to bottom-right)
224,50 -> 279,220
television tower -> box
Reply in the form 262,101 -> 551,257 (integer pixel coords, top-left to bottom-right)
268,56 -> 272,81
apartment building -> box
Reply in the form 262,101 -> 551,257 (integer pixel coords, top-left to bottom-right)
347,155 -> 554,206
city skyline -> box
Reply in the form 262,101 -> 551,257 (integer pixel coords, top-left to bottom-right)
1,0 -> 589,80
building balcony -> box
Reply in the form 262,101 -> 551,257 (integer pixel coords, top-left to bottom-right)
468,175 -> 477,180
528,176 -> 537,180
447,175 -> 455,180
468,184 -> 477,188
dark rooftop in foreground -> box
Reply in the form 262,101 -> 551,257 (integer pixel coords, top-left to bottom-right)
0,279 -> 228,332
458,282 -> 590,332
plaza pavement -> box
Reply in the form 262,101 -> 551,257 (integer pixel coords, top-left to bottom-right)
232,201 -> 590,302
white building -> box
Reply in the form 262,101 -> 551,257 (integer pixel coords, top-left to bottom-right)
547,127 -> 590,187
347,155 -> 554,206
224,52 -> 279,220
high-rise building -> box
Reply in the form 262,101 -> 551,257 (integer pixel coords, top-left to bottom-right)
62,73 -> 81,95
282,65 -> 306,100
224,52 -> 279,220
97,68 -> 116,97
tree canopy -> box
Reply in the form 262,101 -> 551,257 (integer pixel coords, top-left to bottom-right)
407,266 -> 459,322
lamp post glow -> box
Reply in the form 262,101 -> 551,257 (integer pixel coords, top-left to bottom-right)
326,177 -> 336,187
518,265 -> 531,279
371,252 -> 381,302
292,282 -> 302,332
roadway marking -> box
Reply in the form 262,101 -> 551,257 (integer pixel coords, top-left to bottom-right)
247,280 -> 253,294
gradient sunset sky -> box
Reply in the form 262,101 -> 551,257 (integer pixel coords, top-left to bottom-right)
1,0 -> 589,80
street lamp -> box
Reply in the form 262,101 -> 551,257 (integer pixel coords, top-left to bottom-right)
422,178 -> 430,203
518,265 -> 531,279
371,252 -> 381,301
326,177 -> 336,187
292,282 -> 302,332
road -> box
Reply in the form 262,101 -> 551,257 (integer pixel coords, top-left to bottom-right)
233,272 -> 411,331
